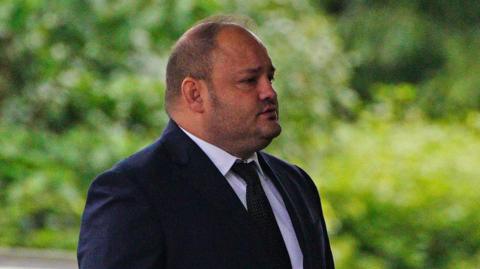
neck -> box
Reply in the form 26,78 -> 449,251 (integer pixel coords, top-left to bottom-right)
172,114 -> 266,160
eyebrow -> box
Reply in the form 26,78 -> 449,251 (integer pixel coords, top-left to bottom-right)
239,65 -> 276,74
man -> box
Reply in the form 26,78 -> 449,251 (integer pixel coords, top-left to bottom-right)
78,17 -> 334,269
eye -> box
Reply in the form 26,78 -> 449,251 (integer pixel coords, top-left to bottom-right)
268,74 -> 275,82
241,77 -> 258,84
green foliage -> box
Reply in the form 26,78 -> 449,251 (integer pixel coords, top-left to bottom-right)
309,115 -> 480,268
0,122 -> 150,249
1,0 -> 479,268
333,1 -> 480,119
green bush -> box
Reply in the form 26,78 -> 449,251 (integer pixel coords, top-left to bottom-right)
309,115 -> 480,268
0,122 -> 152,249
334,2 -> 480,119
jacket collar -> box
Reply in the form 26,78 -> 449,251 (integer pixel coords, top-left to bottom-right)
160,120 -> 247,212
160,120 -> 273,265
159,119 -> 319,268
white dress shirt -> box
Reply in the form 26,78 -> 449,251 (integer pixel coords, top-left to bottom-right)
181,128 -> 303,269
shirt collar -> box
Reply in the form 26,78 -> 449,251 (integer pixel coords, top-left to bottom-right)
180,127 -> 262,176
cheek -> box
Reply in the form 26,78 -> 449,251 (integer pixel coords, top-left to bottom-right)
232,101 -> 257,117
215,90 -> 260,121
218,105 -> 250,127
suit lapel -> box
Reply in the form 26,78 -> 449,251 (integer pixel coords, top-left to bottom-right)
160,120 -> 268,266
258,152 -> 322,269
159,120 -> 326,268
162,120 -> 248,217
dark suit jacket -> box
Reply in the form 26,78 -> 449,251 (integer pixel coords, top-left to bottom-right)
78,120 -> 334,269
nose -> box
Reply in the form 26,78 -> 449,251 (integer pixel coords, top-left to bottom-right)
258,77 -> 277,101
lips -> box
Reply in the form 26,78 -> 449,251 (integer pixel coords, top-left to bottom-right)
259,107 -> 278,120
259,106 -> 275,114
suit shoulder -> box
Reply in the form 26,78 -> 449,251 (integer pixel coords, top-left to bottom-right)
260,151 -> 309,178
90,137 -> 177,191
259,151 -> 321,200
260,151 -> 293,168
112,137 -> 165,171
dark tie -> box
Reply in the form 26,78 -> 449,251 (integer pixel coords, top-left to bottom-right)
231,161 -> 292,269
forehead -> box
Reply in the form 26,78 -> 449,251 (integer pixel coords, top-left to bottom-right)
212,26 -> 272,70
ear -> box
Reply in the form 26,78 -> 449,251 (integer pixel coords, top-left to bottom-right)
180,77 -> 206,113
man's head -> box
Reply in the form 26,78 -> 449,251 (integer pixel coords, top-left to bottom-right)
165,17 -> 281,159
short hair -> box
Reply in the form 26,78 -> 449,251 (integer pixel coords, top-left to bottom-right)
164,15 -> 253,114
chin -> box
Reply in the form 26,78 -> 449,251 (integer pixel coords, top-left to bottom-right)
245,124 -> 282,152
262,124 -> 282,140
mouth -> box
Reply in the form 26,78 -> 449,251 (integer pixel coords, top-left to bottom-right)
258,107 -> 278,120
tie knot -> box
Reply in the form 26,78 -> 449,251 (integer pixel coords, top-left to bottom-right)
231,161 -> 260,185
